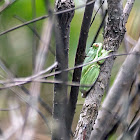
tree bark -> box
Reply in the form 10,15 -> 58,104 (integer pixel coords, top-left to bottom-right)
74,0 -> 135,139
66,0 -> 95,138
89,36 -> 140,140
52,0 -> 75,140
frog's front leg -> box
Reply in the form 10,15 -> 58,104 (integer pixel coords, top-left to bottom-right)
98,49 -> 112,64
80,63 -> 100,98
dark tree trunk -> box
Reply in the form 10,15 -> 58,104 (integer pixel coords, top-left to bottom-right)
66,0 -> 95,138
52,0 -> 75,140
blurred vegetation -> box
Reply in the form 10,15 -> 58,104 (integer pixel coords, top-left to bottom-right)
0,0 -> 139,139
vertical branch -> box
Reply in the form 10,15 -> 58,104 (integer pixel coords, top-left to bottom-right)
89,37 -> 140,140
100,0 -> 105,30
21,16 -> 54,139
74,0 -> 135,139
91,9 -> 107,45
52,0 -> 75,140
0,0 -> 16,13
66,0 -> 96,138
32,0 -> 37,69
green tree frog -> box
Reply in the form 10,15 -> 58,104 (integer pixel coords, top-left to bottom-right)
80,43 -> 112,98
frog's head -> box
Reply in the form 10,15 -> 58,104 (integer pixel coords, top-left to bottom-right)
92,43 -> 103,59
93,43 -> 99,48
93,43 -> 102,52
93,43 -> 102,48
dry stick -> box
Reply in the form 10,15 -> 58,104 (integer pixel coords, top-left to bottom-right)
0,106 -> 21,111
14,15 -> 41,40
93,39 -> 140,139
90,1 -> 106,46
0,60 -> 51,131
120,77 -> 140,139
39,53 -> 135,79
123,33 -> 137,53
14,15 -> 55,56
0,61 -> 58,87
100,0 -> 105,30
31,0 -> 37,69
66,0 -> 96,138
22,3 -> 39,136
0,53 -> 138,89
52,0 -> 75,140
20,85 -> 52,114
90,0 -> 104,27
0,58 -> 52,113
134,126 -> 140,140
129,110 -> 140,134
105,79 -> 140,139
129,110 -> 140,140
0,0 -> 95,37
89,24 -> 139,140
75,0 -> 135,139
21,16 -> 54,139
118,106 -> 140,139
90,9 -> 107,46
13,14 -> 53,114
0,0 -> 16,13
129,117 -> 140,135
5,86 -> 51,130
0,58 -> 54,114
123,33 -> 131,53
125,33 -> 137,46
0,79 -> 90,89
128,81 -> 140,133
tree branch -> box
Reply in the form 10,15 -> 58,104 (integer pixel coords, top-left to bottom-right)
89,36 -> 140,139
0,0 -> 16,13
21,15 -> 54,138
52,0 -> 75,140
0,0 -> 95,37
65,0 -> 96,138
74,0 -> 135,139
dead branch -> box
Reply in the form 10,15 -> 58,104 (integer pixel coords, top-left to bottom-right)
74,0 -> 135,139
89,37 -> 140,139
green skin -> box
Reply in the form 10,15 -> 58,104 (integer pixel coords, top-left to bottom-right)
80,43 -> 112,98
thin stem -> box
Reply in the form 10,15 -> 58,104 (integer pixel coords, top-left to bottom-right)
0,0 -> 95,36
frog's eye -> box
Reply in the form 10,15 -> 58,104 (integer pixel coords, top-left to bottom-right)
93,43 -> 99,48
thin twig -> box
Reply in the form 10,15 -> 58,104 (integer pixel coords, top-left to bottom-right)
14,15 -> 55,55
0,0 -> 96,36
90,35 -> 139,140
31,0 -> 37,69
0,106 -> 21,111
21,14 -> 54,138
0,0 -> 16,13
0,53 -> 139,88
90,0 -> 105,27
0,57 -> 52,114
90,9 -> 107,46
